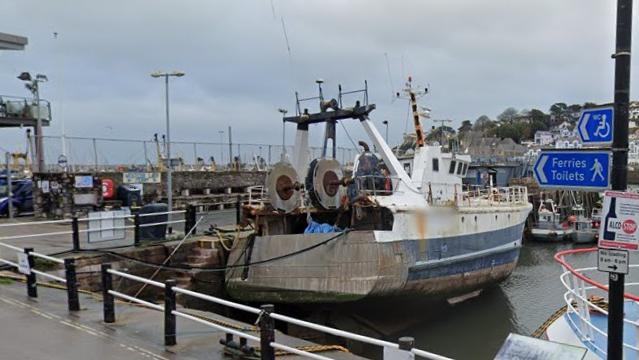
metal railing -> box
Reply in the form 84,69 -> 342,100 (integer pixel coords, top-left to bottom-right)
39,135 -> 358,172
554,247 -> 639,358
0,208 -> 194,249
456,185 -> 529,208
354,175 -> 401,197
101,263 -> 452,360
0,241 -> 79,311
0,95 -> 52,121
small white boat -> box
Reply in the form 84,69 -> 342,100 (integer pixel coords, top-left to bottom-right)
572,205 -> 597,244
531,198 -> 574,242
539,247 -> 639,359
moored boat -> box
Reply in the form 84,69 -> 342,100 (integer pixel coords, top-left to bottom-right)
225,80 -> 532,304
538,248 -> 639,359
531,198 -> 575,242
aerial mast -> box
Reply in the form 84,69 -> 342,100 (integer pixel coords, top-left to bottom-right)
398,76 -> 429,147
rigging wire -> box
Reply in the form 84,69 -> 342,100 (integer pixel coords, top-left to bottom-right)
339,121 -> 360,153
384,53 -> 395,102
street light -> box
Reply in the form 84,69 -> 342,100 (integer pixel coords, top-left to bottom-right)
18,72 -> 48,172
150,70 -> 185,221
218,130 -> 224,167
278,108 -> 288,161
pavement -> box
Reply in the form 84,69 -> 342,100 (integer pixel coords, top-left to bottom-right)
0,277 -> 361,360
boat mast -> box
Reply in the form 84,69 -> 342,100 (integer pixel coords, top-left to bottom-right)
399,76 -> 429,147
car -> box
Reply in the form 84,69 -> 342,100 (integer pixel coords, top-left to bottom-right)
0,178 -> 33,216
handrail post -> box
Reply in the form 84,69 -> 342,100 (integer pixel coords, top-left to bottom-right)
164,279 -> 177,346
258,304 -> 275,360
24,247 -> 37,298
72,216 -> 80,251
236,195 -> 241,226
101,263 -> 115,323
64,258 -> 80,311
185,204 -> 196,235
392,337 -> 415,360
134,213 -> 141,246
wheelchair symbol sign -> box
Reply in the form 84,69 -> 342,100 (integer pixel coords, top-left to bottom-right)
578,107 -> 614,145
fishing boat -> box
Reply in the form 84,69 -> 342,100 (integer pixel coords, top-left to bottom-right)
225,80 -> 532,303
572,205 -> 598,244
530,198 -> 575,242
537,247 -> 638,359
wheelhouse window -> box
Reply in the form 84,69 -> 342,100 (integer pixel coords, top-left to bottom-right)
456,162 -> 463,175
404,162 -> 412,177
432,158 -> 439,172
462,163 -> 468,176
449,160 -> 456,174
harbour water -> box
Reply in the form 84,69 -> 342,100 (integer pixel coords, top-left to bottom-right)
307,242 -> 606,360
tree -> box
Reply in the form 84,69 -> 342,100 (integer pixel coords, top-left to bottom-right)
549,102 -> 568,115
583,102 -> 598,109
458,120 -> 473,133
497,107 -> 519,122
530,108 -> 551,127
473,115 -> 494,131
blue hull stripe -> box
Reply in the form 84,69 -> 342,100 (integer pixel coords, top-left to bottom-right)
407,248 -> 519,281
419,223 -> 525,261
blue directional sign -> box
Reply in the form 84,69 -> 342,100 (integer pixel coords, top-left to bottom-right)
577,106 -> 614,145
534,150 -> 611,190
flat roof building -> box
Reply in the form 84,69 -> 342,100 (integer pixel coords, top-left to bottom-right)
0,32 -> 28,50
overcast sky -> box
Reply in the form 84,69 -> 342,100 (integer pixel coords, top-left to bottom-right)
1,0 -> 638,162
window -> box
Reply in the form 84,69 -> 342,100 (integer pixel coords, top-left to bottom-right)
462,163 -> 468,176
404,163 -> 412,177
432,158 -> 439,172
449,161 -> 456,174
456,162 -> 463,175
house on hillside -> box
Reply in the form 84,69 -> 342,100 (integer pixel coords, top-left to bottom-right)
534,131 -> 553,146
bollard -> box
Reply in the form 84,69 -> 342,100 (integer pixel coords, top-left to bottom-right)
164,279 -> 177,346
134,213 -> 141,246
24,248 -> 37,298
101,263 -> 115,323
186,204 -> 197,235
64,258 -> 80,311
235,195 -> 241,226
398,337 -> 414,351
258,304 -> 275,360
72,216 -> 80,251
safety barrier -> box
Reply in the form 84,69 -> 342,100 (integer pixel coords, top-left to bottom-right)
100,263 -> 452,360
0,242 -> 79,311
554,248 -> 639,358
0,208 -> 195,250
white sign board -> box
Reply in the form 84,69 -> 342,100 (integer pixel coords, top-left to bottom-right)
599,191 -> 639,250
40,180 -> 50,194
17,252 -> 30,275
598,248 -> 629,274
74,175 -> 94,188
88,209 -> 130,243
123,172 -> 161,184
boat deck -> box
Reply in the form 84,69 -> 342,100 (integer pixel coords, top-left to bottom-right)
565,300 -> 639,359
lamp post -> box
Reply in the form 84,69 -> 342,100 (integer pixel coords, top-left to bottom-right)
218,130 -> 224,167
151,71 -> 184,219
18,72 -> 47,172
278,108 -> 288,161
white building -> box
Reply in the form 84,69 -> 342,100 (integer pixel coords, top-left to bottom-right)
534,131 -> 554,146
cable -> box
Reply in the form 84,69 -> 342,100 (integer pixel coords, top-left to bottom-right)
76,230 -> 349,273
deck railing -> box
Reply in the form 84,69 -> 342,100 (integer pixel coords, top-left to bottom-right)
0,94 -> 51,121
554,247 -> 639,358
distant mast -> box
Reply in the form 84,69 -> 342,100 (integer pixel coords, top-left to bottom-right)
398,76 -> 429,148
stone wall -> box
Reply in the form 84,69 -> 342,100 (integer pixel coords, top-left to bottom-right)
32,170 -> 266,218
